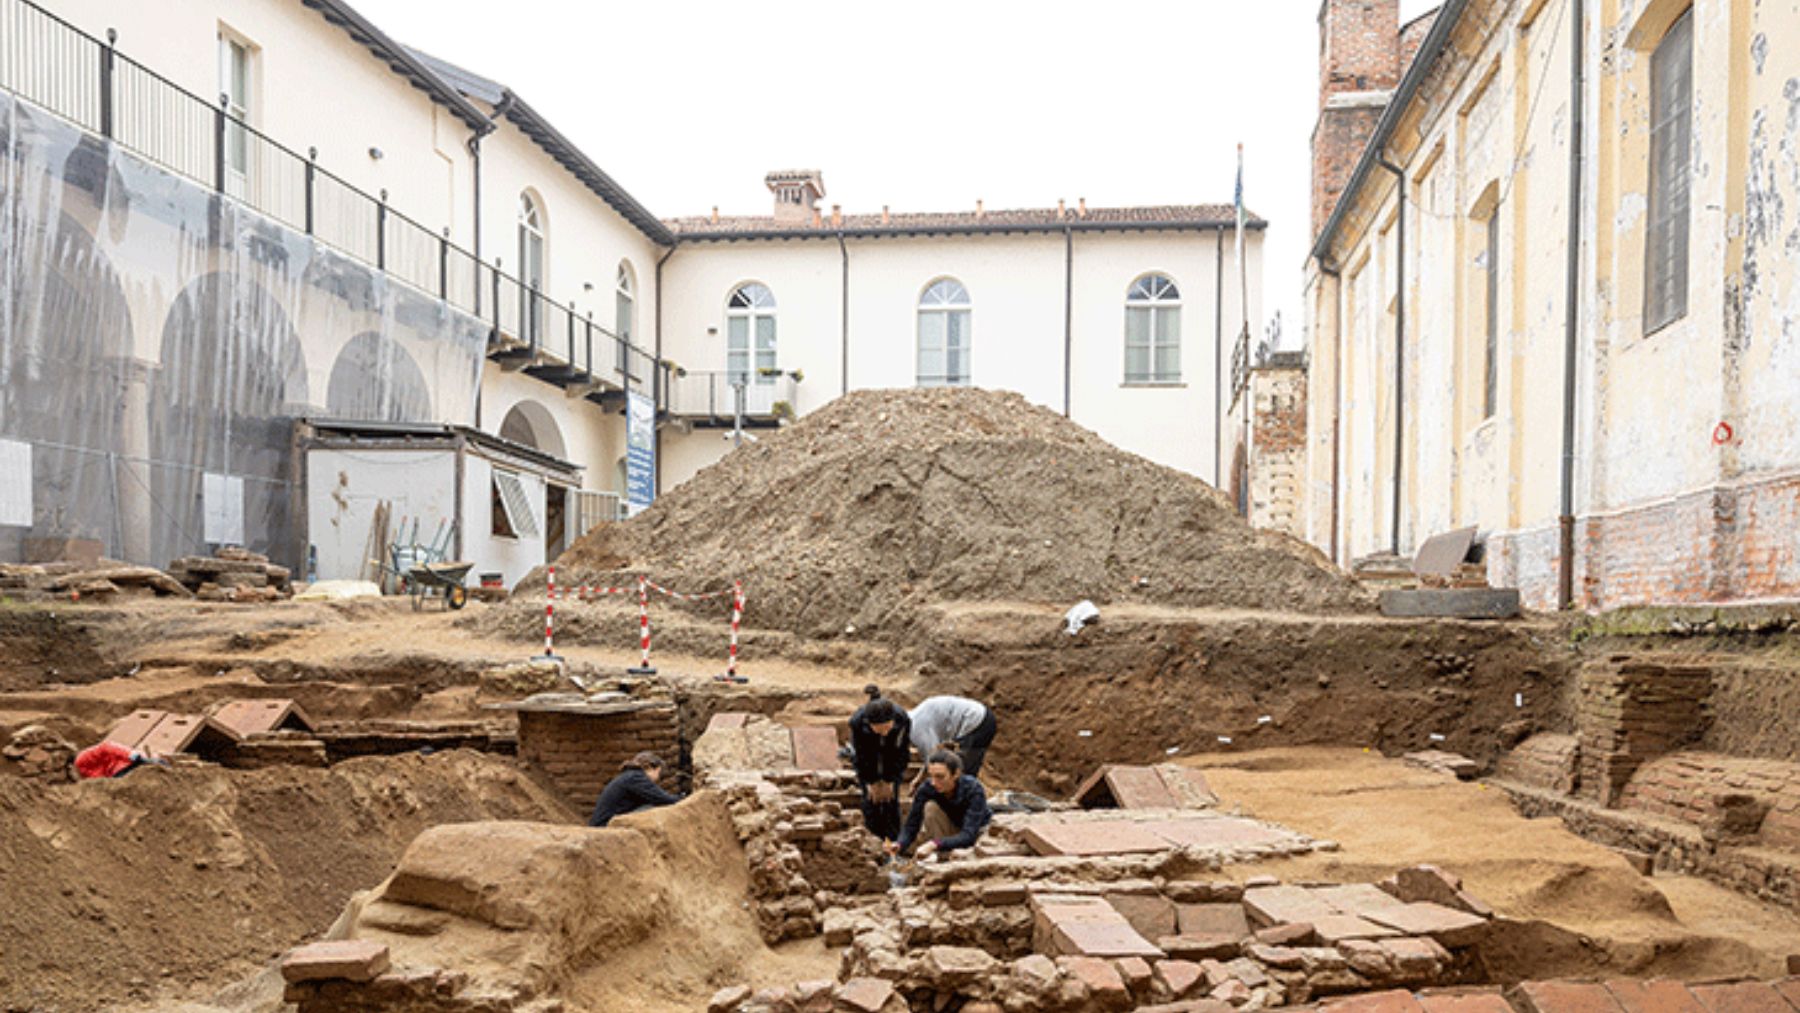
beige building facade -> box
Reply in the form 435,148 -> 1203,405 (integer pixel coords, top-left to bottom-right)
1305,0 -> 1800,610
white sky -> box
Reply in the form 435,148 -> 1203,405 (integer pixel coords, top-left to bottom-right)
353,0 -> 1442,351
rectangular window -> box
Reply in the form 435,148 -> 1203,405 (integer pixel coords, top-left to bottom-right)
1644,9 -> 1692,334
917,312 -> 946,386
754,315 -> 777,385
1124,307 -> 1180,383
726,316 -> 749,384
202,472 -> 245,545
490,469 -> 538,539
944,311 -> 969,385
217,33 -> 251,193
1484,213 -> 1499,419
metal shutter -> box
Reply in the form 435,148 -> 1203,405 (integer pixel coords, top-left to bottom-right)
493,469 -> 539,539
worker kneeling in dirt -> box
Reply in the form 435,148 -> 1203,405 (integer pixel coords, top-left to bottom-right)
587,751 -> 683,828
886,750 -> 992,861
849,684 -> 912,842
908,694 -> 997,781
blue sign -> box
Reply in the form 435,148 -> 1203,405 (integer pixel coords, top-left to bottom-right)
625,390 -> 655,515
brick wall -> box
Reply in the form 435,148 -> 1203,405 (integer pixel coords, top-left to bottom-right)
1619,752 -> 1800,851
1494,732 -> 1578,794
1249,364 -> 1308,540
1398,10 -> 1439,71
1313,0 -> 1400,236
516,703 -> 681,812
1487,471 -> 1800,610
1575,658 -> 1711,806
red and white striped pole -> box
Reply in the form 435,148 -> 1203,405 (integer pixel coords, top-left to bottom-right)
716,580 -> 746,683
536,565 -> 562,663
627,574 -> 656,674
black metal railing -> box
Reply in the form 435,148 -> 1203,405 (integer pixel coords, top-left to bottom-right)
668,371 -> 797,420
0,0 -> 664,406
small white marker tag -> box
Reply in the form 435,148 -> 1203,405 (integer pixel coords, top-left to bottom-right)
1429,733 -> 1446,742
1515,693 -> 1524,708
1165,746 -> 1180,755
1257,715 -> 1273,725
1217,736 -> 1233,744
1077,730 -> 1093,737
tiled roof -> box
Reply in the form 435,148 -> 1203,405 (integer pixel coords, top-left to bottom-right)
665,204 -> 1264,241
300,0 -> 490,131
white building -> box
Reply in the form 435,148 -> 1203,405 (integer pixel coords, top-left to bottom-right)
1,0 -> 1264,587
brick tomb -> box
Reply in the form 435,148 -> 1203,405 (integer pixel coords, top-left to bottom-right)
492,693 -> 680,812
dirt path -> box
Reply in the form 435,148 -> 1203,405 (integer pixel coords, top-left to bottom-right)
1190,747 -> 1800,980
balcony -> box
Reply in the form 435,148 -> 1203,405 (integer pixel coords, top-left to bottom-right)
666,371 -> 799,427
0,0 -> 665,412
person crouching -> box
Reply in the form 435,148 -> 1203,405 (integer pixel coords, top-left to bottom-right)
885,749 -> 991,862
587,751 -> 683,828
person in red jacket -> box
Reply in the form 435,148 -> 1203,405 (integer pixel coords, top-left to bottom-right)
74,741 -> 161,779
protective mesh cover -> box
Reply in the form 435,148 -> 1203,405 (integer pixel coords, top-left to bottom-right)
0,95 -> 486,569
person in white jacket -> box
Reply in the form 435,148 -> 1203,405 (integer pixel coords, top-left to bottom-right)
907,695 -> 997,780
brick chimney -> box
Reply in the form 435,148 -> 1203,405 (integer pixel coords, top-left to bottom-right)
1312,0 -> 1402,238
766,169 -> 826,223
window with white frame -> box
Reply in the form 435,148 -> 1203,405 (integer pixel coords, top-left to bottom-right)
917,278 -> 972,387
727,283 -> 777,385
1124,273 -> 1181,383
217,32 -> 252,194
615,261 -> 636,373
1643,8 -> 1692,334
518,193 -> 545,343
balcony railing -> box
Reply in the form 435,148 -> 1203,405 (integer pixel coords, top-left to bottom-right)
667,371 -> 798,423
0,0 -> 663,405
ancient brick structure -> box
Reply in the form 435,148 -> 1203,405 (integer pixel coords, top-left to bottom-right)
1249,355 -> 1309,540
506,698 -> 681,812
1575,658 -> 1711,806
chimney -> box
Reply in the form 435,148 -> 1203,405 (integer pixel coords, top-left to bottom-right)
975,199 -> 985,219
812,207 -> 822,228
1313,0 -> 1402,237
710,205 -> 719,224
831,204 -> 842,228
766,169 -> 826,223
881,205 -> 890,226
1056,198 -> 1066,219
1078,197 -> 1088,218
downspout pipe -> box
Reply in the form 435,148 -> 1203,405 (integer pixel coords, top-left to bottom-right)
464,101 -> 501,428
1063,226 -> 1073,417
654,243 -> 678,498
1317,254 -> 1343,566
1377,156 -> 1406,558
837,231 -> 849,396
1558,0 -> 1585,610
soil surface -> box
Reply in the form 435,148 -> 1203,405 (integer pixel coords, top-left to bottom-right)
0,751 -> 571,1012
1190,746 -> 1800,980
542,388 -> 1369,641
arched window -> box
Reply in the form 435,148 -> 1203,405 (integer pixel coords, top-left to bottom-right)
518,192 -> 545,341
727,282 -> 776,385
917,278 -> 971,387
1124,273 -> 1181,383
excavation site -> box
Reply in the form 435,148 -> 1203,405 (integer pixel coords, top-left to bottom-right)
2,389 -> 1797,1013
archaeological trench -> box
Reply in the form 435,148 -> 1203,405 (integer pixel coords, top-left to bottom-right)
2,391 -> 1799,1013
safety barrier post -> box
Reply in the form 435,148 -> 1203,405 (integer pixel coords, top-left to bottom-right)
627,574 -> 656,675
716,580 -> 746,683
534,565 -> 563,664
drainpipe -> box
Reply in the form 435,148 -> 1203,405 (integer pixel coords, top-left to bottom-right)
465,99 -> 502,429
1317,254 -> 1343,566
1063,225 -> 1073,417
837,230 -> 849,396
654,244 -> 678,498
1377,155 -> 1406,558
1213,230 -> 1225,486
1558,0 -> 1585,610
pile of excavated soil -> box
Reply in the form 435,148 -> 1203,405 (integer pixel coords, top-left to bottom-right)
540,388 -> 1367,640
0,750 -> 572,1012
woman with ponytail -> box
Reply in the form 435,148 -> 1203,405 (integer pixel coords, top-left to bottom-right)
848,684 -> 912,842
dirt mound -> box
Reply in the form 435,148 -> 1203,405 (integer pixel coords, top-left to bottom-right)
546,388 -> 1366,640
0,750 -> 572,1012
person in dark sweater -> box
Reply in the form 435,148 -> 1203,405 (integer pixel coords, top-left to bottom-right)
886,750 -> 992,860
849,685 -> 912,842
587,751 -> 683,828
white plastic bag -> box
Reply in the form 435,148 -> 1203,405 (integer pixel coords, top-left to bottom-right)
1063,600 -> 1099,635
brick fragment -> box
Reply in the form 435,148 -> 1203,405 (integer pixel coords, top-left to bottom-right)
1154,958 -> 1204,999
279,940 -> 390,983
1059,955 -> 1132,1010
1514,981 -> 1628,1013
1602,979 -> 1706,1013
835,977 -> 895,1013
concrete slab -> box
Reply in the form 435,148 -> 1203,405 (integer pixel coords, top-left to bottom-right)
1311,913 -> 1400,943
1242,885 -> 1339,927
1147,816 -> 1301,851
1020,820 -> 1183,857
211,698 -> 314,737
1310,883 -> 1410,918
1157,766 -> 1220,807
1107,892 -> 1177,940
1412,526 -> 1477,578
1052,917 -> 1164,959
1378,588 -> 1521,620
105,709 -> 170,751
138,713 -> 241,758
789,725 -> 841,771
1176,903 -> 1249,938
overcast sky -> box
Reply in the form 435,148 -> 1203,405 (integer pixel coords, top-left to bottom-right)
354,0 -> 1440,351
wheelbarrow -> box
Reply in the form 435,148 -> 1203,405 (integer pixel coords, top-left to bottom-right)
408,560 -> 472,611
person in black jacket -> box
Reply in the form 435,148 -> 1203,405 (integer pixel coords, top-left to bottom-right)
849,685 -> 912,843
587,751 -> 683,828
886,749 -> 991,860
